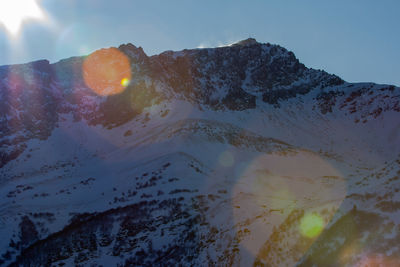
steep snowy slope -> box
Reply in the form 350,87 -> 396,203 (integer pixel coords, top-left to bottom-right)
0,39 -> 399,266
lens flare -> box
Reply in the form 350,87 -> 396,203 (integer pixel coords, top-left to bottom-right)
218,151 -> 234,167
121,77 -> 130,87
299,213 -> 324,238
231,152 -> 347,262
82,48 -> 131,96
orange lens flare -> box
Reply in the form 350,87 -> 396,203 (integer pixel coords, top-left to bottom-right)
82,48 -> 131,96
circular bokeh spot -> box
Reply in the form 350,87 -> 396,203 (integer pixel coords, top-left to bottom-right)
299,213 -> 324,238
82,47 -> 131,96
218,151 -> 234,167
121,77 -> 130,87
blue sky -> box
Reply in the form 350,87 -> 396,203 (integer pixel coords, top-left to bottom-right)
0,0 -> 399,85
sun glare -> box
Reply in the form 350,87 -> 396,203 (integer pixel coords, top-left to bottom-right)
0,0 -> 44,35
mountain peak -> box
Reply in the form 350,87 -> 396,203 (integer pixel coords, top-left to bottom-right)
118,43 -> 148,62
232,38 -> 259,47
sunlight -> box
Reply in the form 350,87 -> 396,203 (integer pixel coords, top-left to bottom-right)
0,0 -> 45,35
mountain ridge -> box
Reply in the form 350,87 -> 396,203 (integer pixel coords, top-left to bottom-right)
0,38 -> 347,167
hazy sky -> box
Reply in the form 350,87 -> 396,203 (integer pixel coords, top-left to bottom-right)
0,0 -> 399,85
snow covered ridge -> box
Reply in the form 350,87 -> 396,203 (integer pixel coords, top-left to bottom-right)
1,39 -> 400,266
0,38 -> 388,168
0,38 -> 343,167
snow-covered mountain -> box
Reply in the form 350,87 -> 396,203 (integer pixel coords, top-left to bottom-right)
0,38 -> 399,266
